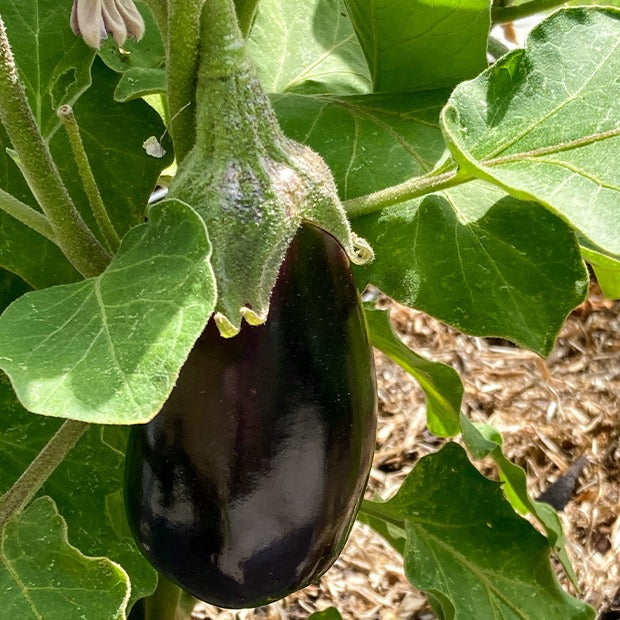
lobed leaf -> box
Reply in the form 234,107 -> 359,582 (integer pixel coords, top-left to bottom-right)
344,0 -> 490,92
249,0 -> 370,95
360,443 -> 595,619
354,182 -> 589,356
0,199 -> 215,424
365,306 -> 462,436
0,496 -> 130,619
441,8 -> 620,258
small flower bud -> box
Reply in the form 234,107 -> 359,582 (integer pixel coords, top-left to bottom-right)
71,0 -> 144,49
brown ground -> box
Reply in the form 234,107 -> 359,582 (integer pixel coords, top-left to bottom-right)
193,284 -> 619,620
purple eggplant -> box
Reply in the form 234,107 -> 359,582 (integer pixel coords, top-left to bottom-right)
124,222 -> 377,608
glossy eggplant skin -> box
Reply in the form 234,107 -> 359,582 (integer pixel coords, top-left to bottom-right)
124,223 -> 377,609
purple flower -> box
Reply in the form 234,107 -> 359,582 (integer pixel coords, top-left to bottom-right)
71,0 -> 145,49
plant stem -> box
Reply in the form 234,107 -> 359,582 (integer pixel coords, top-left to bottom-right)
0,187 -> 57,243
0,17 -> 109,278
58,105 -> 121,254
233,0 -> 259,37
143,575 -> 183,620
343,168 -> 472,218
167,0 -> 206,164
0,420 -> 88,530
488,36 -> 512,60
492,0 -> 567,23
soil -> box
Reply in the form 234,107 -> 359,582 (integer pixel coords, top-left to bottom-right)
193,284 -> 619,620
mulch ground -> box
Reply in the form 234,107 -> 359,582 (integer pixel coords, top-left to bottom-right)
194,283 -> 619,620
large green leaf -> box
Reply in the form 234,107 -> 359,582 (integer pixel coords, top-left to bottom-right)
344,0 -> 490,92
365,306 -> 462,436
249,0 -> 370,94
0,379 -> 158,608
359,443 -> 594,619
51,60 -> 174,240
0,199 -> 215,424
354,182 -> 589,355
1,0 -> 95,138
459,414 -> 577,586
441,8 -> 620,258
0,497 -> 130,619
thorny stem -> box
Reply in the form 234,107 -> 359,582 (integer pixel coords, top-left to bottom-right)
58,105 -> 121,254
0,187 -> 57,243
0,17 -> 109,278
492,0 -> 568,23
167,0 -> 206,164
343,168 -> 472,218
0,420 -> 88,531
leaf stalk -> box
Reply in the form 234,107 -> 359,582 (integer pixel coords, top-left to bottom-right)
58,105 -> 121,254
343,168 -> 471,218
0,420 -> 88,531
0,187 -> 57,243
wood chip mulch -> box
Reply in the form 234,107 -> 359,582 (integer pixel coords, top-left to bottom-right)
194,283 -> 619,620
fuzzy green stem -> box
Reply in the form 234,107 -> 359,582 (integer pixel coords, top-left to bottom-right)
343,168 -> 472,218
0,420 -> 88,530
144,575 -> 183,620
0,187 -> 57,243
233,0 -> 259,37
492,0 -> 567,23
488,36 -> 512,60
167,0 -> 206,163
58,105 -> 121,254
0,17 -> 109,277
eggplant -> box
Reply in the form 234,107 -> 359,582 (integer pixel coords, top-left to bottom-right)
124,222 -> 377,609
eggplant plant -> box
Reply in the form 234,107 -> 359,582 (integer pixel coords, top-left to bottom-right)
0,0 -> 618,618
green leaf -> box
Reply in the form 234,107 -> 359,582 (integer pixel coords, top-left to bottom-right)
273,91 -> 450,199
309,608 -> 344,620
0,199 -> 216,424
0,378 -> 158,607
1,0 -> 95,138
0,127 -> 81,289
360,443 -> 595,620
249,0 -> 371,94
580,244 -> 620,299
344,0 -> 490,92
354,181 -> 589,356
51,59 -> 173,239
441,8 -> 620,256
459,414 -> 578,586
364,306 -> 462,436
0,496 -> 130,619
